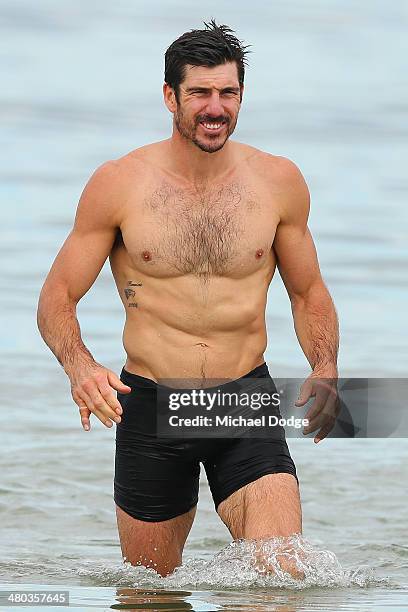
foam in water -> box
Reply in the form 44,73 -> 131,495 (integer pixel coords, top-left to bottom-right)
77,535 -> 383,589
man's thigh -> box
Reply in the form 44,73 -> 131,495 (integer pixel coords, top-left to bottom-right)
217,473 -> 302,539
216,473 -> 305,579
116,504 -> 197,577
204,435 -> 299,538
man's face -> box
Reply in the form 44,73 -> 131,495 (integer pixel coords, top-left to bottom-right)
171,62 -> 243,153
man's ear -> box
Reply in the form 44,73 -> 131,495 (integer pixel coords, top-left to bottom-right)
240,84 -> 244,103
163,82 -> 177,113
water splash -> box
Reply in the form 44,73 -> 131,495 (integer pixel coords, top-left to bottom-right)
77,535 -> 385,590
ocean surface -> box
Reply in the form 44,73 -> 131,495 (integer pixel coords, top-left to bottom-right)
1,1 -> 407,610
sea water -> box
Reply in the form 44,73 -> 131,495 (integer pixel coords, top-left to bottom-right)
1,0 -> 407,609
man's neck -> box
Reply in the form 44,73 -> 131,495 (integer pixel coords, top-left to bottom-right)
166,130 -> 236,187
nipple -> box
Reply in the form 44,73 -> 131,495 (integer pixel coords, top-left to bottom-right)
142,250 -> 152,261
255,249 -> 264,259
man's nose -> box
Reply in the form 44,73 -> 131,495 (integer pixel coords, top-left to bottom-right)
205,92 -> 224,116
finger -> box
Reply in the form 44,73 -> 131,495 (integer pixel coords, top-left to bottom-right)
97,381 -> 124,417
314,415 -> 336,443
304,397 -> 325,424
315,379 -> 339,406
83,384 -> 120,425
304,381 -> 330,418
72,390 -> 92,431
294,378 -> 314,407
313,395 -> 339,441
107,370 -> 132,394
79,405 -> 91,431
75,386 -> 114,428
85,395 -> 115,427
303,416 -> 322,435
88,373 -> 123,417
304,380 -> 338,422
321,394 -> 338,420
304,392 -> 338,435
92,406 -> 114,427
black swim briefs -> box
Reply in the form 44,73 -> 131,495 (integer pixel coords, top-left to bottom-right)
114,362 -> 297,522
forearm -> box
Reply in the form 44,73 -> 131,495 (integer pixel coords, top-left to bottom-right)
37,288 -> 96,377
290,282 -> 339,374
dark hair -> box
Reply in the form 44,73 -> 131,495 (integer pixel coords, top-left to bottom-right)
165,19 -> 250,101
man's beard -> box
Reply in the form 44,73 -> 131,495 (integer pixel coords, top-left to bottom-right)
174,105 -> 237,153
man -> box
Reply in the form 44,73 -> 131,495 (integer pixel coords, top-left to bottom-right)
37,20 -> 339,578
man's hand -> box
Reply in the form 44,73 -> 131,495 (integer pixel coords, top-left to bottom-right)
69,363 -> 131,431
295,370 -> 340,443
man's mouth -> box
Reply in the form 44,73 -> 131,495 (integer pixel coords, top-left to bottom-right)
199,120 -> 227,134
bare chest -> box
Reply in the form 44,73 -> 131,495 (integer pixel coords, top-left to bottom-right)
119,180 -> 278,278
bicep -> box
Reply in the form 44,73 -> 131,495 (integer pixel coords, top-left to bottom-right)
43,162 -> 122,303
272,158 -> 322,300
274,224 -> 321,300
45,227 -> 117,303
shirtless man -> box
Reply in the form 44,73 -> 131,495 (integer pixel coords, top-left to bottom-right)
37,21 -> 339,577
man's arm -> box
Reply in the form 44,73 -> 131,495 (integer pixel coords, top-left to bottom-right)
272,157 -> 339,441
272,157 -> 339,374
37,161 -> 131,430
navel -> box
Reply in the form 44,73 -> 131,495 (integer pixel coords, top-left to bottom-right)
141,250 -> 152,262
255,249 -> 264,259
195,342 -> 209,348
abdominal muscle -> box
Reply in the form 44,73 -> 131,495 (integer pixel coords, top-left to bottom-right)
120,274 -> 268,385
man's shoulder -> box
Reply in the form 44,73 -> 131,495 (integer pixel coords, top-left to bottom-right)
238,145 -> 310,221
89,142 -> 164,192
117,141 -> 167,171
242,146 -> 307,187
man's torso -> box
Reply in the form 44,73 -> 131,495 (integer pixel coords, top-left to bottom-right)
108,141 -> 285,382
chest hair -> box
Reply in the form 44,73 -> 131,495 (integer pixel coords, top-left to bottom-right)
145,181 -> 256,276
